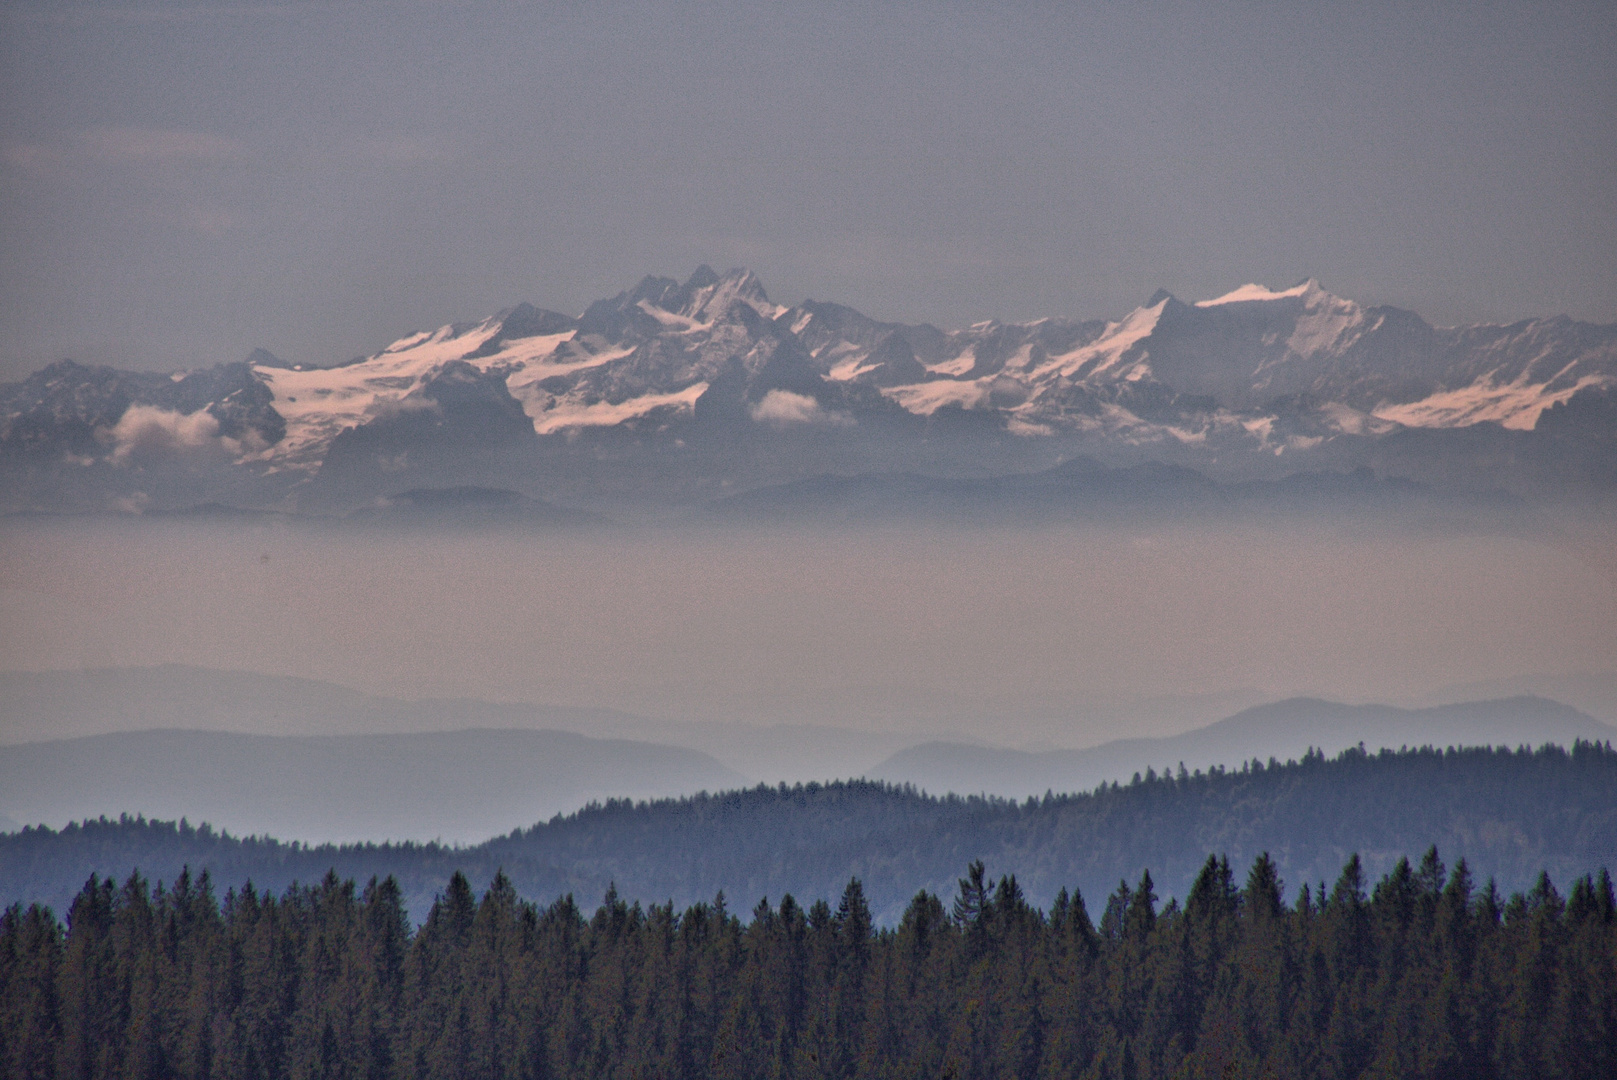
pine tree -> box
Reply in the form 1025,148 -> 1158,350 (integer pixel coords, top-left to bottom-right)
0,903 -> 62,1080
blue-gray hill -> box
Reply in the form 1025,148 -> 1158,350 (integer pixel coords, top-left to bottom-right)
3,741 -> 1612,925
869,695 -> 1616,799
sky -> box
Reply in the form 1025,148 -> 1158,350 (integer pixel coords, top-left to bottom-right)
1,0 -> 1614,381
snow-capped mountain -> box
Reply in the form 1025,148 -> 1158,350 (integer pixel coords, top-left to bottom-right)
259,268 -> 1616,466
3,266 -> 1614,511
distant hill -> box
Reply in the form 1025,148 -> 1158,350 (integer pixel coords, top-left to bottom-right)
4,742 -> 1613,925
869,695 -> 1617,798
6,670 -> 1614,840
0,665 -> 636,744
0,728 -> 746,844
0,665 -> 915,784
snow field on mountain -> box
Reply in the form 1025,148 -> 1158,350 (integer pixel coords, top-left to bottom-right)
27,265 -> 1600,475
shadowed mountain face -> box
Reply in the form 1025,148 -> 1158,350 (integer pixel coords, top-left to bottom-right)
868,696 -> 1617,799
3,268 -> 1614,513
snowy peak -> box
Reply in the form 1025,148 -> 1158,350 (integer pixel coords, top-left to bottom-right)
464,303 -> 577,358
5,268 -> 1616,502
678,266 -> 783,323
1034,295 -> 1169,383
574,266 -> 782,341
1184,279 -> 1370,372
245,347 -> 292,370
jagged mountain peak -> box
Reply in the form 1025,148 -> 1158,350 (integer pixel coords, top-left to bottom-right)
683,264 -> 721,292
245,347 -> 291,369
493,302 -> 575,338
571,266 -> 779,339
678,266 -> 780,323
463,303 -> 578,358
6,269 -> 1616,511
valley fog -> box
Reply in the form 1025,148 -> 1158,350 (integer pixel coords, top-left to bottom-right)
3,513 -> 1613,749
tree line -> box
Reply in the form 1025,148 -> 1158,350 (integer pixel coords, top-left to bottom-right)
2,844 -> 1614,1079
6,741 -> 1616,925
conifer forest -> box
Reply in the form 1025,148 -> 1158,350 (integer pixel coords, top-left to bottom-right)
3,841 -> 1615,1080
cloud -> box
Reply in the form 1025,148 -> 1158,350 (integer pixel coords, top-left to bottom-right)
104,405 -> 260,464
3,127 -> 247,182
111,492 -> 151,515
77,127 -> 245,165
748,390 -> 853,427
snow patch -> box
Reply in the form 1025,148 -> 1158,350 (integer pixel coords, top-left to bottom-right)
927,347 -> 978,378
826,351 -> 880,382
531,383 -> 708,434
1241,415 -> 1276,443
1373,372 -> 1612,430
1195,280 -> 1317,307
881,379 -> 993,415
637,301 -> 704,332
255,324 -> 585,468
1284,293 -> 1365,359
1034,299 -> 1165,382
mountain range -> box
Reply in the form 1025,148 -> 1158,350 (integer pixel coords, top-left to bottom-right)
3,268 -> 1614,514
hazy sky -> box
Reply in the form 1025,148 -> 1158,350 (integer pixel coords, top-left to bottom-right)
2,0 -> 1613,380
3,518 -> 1614,745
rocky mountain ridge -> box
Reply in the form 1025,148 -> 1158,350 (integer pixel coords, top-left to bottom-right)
3,267 -> 1614,511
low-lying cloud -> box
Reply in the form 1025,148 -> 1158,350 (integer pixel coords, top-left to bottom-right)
103,405 -> 256,464
749,390 -> 853,427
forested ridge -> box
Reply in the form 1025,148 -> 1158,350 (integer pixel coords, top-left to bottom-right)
4,742 -> 1615,923
3,843 -> 1615,1079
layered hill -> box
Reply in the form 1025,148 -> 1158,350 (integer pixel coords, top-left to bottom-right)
869,696 -> 1617,799
0,728 -> 746,845
3,742 -> 1613,925
7,669 -> 1613,835
3,268 -> 1613,512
